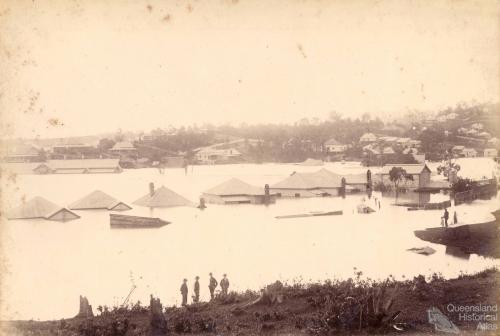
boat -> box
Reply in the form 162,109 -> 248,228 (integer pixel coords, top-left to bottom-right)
275,210 -> 343,219
110,214 -> 170,228
357,204 -> 375,214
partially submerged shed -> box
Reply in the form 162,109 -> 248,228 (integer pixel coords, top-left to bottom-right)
7,196 -> 80,221
69,190 -> 132,211
133,184 -> 194,208
202,178 -> 276,204
34,159 -> 122,174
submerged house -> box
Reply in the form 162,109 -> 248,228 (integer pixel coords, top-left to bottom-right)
133,184 -> 194,208
33,159 -> 122,174
7,196 -> 80,222
342,172 -> 372,192
1,144 -> 41,163
376,164 -> 431,189
69,190 -> 131,211
270,168 -> 343,197
202,178 -> 276,204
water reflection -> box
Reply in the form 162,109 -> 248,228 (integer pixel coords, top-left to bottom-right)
1,159 -> 498,320
445,245 -> 471,260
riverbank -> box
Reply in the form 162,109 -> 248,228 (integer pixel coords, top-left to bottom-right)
2,268 -> 498,335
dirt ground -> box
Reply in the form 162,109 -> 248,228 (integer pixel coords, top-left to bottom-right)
1,268 -> 498,336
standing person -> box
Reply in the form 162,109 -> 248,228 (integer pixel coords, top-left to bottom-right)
378,200 -> 381,209
208,273 -> 218,300
193,276 -> 200,303
443,208 -> 449,228
220,274 -> 230,296
180,279 -> 188,306
453,211 -> 458,225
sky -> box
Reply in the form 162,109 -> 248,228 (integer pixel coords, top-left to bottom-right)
0,0 -> 498,139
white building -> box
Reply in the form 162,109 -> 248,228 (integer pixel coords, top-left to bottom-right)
195,148 -> 242,164
462,148 -> 477,158
484,148 -> 498,157
324,138 -> 347,153
359,133 -> 377,143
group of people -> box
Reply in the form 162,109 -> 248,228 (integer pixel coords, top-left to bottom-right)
441,208 -> 458,228
180,273 -> 230,306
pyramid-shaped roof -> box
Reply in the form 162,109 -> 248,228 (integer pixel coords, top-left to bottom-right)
7,196 -> 80,221
203,178 -> 265,196
133,186 -> 194,208
69,190 -> 131,210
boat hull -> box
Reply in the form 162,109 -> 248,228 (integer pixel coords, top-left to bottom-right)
110,214 -> 170,228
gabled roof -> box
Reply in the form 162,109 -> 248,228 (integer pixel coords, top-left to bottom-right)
379,164 -> 431,175
271,168 -> 342,189
203,178 -> 266,196
133,186 -> 194,208
324,138 -> 341,146
69,190 -> 131,210
7,196 -> 80,221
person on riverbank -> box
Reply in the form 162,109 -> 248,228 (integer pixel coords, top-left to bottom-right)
454,211 -> 458,225
443,208 -> 449,228
208,273 -> 218,300
220,274 -> 230,296
193,276 -> 200,303
180,279 -> 188,306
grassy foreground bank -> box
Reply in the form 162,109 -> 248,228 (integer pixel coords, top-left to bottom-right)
1,268 -> 498,336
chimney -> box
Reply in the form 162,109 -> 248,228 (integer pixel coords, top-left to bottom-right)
341,177 -> 346,198
149,182 -> 155,197
367,169 -> 372,189
264,184 -> 270,204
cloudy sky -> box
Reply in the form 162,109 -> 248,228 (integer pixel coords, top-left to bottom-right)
0,0 -> 498,138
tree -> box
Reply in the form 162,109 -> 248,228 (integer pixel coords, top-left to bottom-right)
389,167 -> 414,203
437,157 -> 461,182
98,138 -> 116,152
451,177 -> 477,193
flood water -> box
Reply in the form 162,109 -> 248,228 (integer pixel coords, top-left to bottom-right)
1,158 -> 498,320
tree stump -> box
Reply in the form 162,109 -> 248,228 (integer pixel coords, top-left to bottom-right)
76,295 -> 94,318
149,295 -> 167,335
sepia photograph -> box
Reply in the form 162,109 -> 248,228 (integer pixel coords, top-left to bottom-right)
0,0 -> 499,335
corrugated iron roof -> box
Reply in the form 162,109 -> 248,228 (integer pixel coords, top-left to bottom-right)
133,186 -> 194,208
379,164 -> 430,175
69,190 -> 131,210
7,196 -> 79,221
